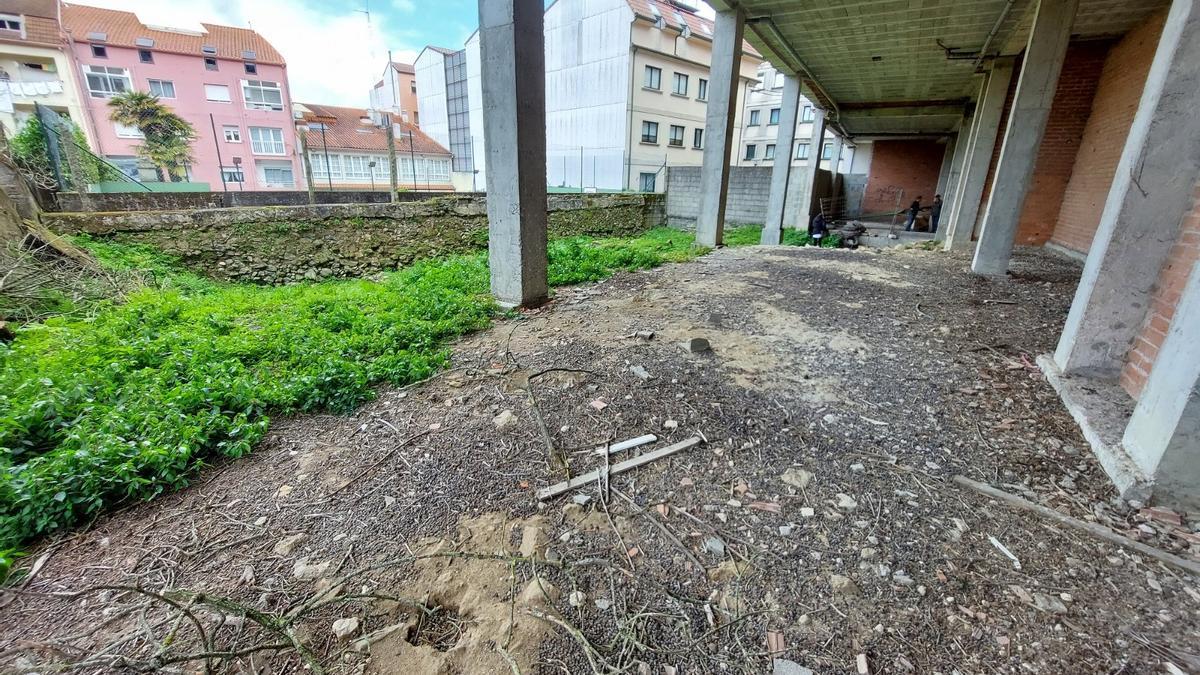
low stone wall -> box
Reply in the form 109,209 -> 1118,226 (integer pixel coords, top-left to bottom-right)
52,189 -> 466,213
45,193 -> 664,284
665,165 -> 842,228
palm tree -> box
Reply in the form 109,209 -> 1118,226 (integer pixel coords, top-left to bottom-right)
108,91 -> 196,182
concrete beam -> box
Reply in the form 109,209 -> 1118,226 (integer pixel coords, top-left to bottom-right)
1123,259 -> 1200,509
696,8 -> 745,248
479,0 -> 548,307
761,73 -> 801,245
942,61 -> 1014,251
790,107 -> 826,228
1054,0 -> 1200,376
971,0 -> 1079,276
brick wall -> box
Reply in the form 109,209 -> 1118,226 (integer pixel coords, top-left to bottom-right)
860,140 -> 944,217
1119,182 -> 1200,398
1051,12 -> 1166,254
1013,42 -> 1111,245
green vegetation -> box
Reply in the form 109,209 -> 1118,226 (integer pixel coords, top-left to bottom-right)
6,117 -> 111,188
108,91 -> 197,182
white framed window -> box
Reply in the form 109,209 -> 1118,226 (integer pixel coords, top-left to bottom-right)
222,125 -> 241,143
668,124 -> 684,147
640,120 -> 658,144
249,126 -> 285,155
259,162 -> 294,187
148,79 -> 175,98
343,155 -> 370,180
765,143 -> 776,160
0,14 -> 23,33
221,166 -> 244,183
748,109 -> 760,126
692,128 -> 703,149
697,78 -> 707,101
744,144 -> 757,160
672,72 -> 687,96
639,172 -> 656,192
643,65 -> 661,90
795,142 -> 810,160
312,153 -> 341,179
83,65 -> 130,98
204,84 -> 231,102
427,158 -> 450,182
242,79 -> 283,111
114,122 -> 143,138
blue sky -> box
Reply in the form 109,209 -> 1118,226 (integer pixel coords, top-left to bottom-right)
73,0 -> 486,106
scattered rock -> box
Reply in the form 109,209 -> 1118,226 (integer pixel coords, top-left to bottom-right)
860,548 -> 877,560
1031,592 -> 1068,614
850,463 -> 865,473
702,536 -> 726,556
293,558 -> 330,580
773,658 -> 815,675
572,494 -> 592,506
493,409 -> 517,429
684,337 -> 711,353
708,559 -> 748,582
829,574 -> 860,597
384,495 -> 396,507
664,419 -> 679,429
799,507 -> 815,518
274,533 -> 309,556
594,598 -> 612,610
835,493 -> 858,511
332,617 -> 359,639
568,590 -> 587,607
781,468 -> 814,490
629,365 -> 651,380
892,570 -> 915,586
518,578 -> 559,608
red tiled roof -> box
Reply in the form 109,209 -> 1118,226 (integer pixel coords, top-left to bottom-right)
0,14 -> 60,47
388,61 -> 415,75
625,0 -> 761,58
298,103 -> 450,157
61,3 -> 286,65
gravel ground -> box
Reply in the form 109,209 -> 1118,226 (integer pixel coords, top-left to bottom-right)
1,243 -> 1197,675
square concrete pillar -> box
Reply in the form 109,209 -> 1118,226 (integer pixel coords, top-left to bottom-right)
790,107 -> 826,228
1123,259 -> 1200,509
761,73 -> 801,245
934,135 -> 956,198
943,61 -> 1015,251
695,8 -> 744,248
1054,0 -> 1200,376
935,129 -> 969,242
971,0 -> 1079,275
479,0 -> 548,307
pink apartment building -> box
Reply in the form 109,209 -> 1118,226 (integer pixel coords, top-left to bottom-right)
61,3 -> 302,190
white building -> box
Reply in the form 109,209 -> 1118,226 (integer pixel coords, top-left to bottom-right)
415,0 -> 763,193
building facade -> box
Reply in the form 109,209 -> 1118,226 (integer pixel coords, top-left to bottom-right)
737,62 -> 848,173
416,0 -> 762,193
0,0 -> 91,143
61,3 -> 303,190
368,61 -> 419,126
294,102 -> 453,192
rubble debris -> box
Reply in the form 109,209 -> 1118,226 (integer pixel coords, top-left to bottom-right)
988,535 -> 1022,570
537,436 -> 703,500
683,337 -> 711,353
829,574 -> 860,597
780,467 -> 813,490
492,410 -> 517,429
629,365 -> 651,380
593,434 -> 658,456
773,659 -> 815,675
332,617 -> 360,639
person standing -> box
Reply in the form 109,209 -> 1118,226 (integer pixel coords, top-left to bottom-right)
930,194 -> 943,233
904,196 -> 922,232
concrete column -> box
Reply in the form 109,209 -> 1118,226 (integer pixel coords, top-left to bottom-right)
479,0 -> 547,307
935,128 -> 970,242
1122,259 -> 1200,508
943,60 -> 1015,251
971,0 -> 1079,275
1054,0 -> 1200,376
695,8 -> 744,247
827,133 -> 844,175
761,73 -> 801,245
934,135 -> 957,198
790,107 -> 826,228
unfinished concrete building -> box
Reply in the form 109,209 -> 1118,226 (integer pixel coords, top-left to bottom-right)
477,0 -> 1199,509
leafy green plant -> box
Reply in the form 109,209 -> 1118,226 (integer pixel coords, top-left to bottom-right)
6,117 -> 108,188
107,92 -> 196,182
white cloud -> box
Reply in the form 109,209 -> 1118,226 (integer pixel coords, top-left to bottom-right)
69,0 -> 421,107
391,0 -> 416,12
695,1 -> 716,20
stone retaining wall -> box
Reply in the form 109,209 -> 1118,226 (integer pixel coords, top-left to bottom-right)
45,193 -> 665,284
52,189 -> 465,213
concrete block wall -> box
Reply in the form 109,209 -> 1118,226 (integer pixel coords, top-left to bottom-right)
1120,180 -> 1200,398
1050,12 -> 1167,255
859,140 -> 944,217
1012,41 -> 1111,245
665,165 -> 835,228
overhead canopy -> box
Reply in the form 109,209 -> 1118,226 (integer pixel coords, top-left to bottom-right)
714,0 -> 1168,138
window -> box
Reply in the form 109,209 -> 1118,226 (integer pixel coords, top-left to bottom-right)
640,120 -> 658,144
249,126 -> 285,155
221,166 -> 245,183
344,155 -> 371,180
204,57 -> 218,71
411,80 -> 417,93
744,144 -> 757,160
83,65 -> 130,98
672,72 -> 688,96
242,80 -> 284,111
148,79 -> 175,98
692,128 -> 703,149
204,84 -> 231,102
639,172 -> 656,192
801,105 -> 814,122
697,78 -> 707,101
765,144 -> 776,160
668,124 -> 684,147
222,125 -> 241,142
795,142 -> 810,160
769,108 -> 780,125
114,122 -> 143,138
244,62 -> 257,75
822,143 -> 833,160
643,65 -> 661,90
772,72 -> 783,89
0,15 -> 22,32
312,153 -> 341,179
260,163 -> 294,186
91,44 -> 107,58
138,49 -> 153,63
748,109 -> 760,126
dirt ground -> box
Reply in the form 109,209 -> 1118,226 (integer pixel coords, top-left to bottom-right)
2,244 -> 1198,675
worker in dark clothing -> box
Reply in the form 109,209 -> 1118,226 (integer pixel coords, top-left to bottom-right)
930,194 -> 943,233
904,196 -> 922,232
809,211 -> 828,246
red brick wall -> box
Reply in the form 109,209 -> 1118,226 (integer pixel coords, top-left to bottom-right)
1120,181 -> 1200,398
1012,42 -> 1110,245
861,140 -> 944,217
1051,12 -> 1166,254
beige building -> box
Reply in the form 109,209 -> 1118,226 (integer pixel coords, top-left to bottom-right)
0,0 -> 91,142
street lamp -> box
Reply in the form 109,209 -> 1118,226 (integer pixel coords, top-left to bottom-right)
368,160 -> 376,191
